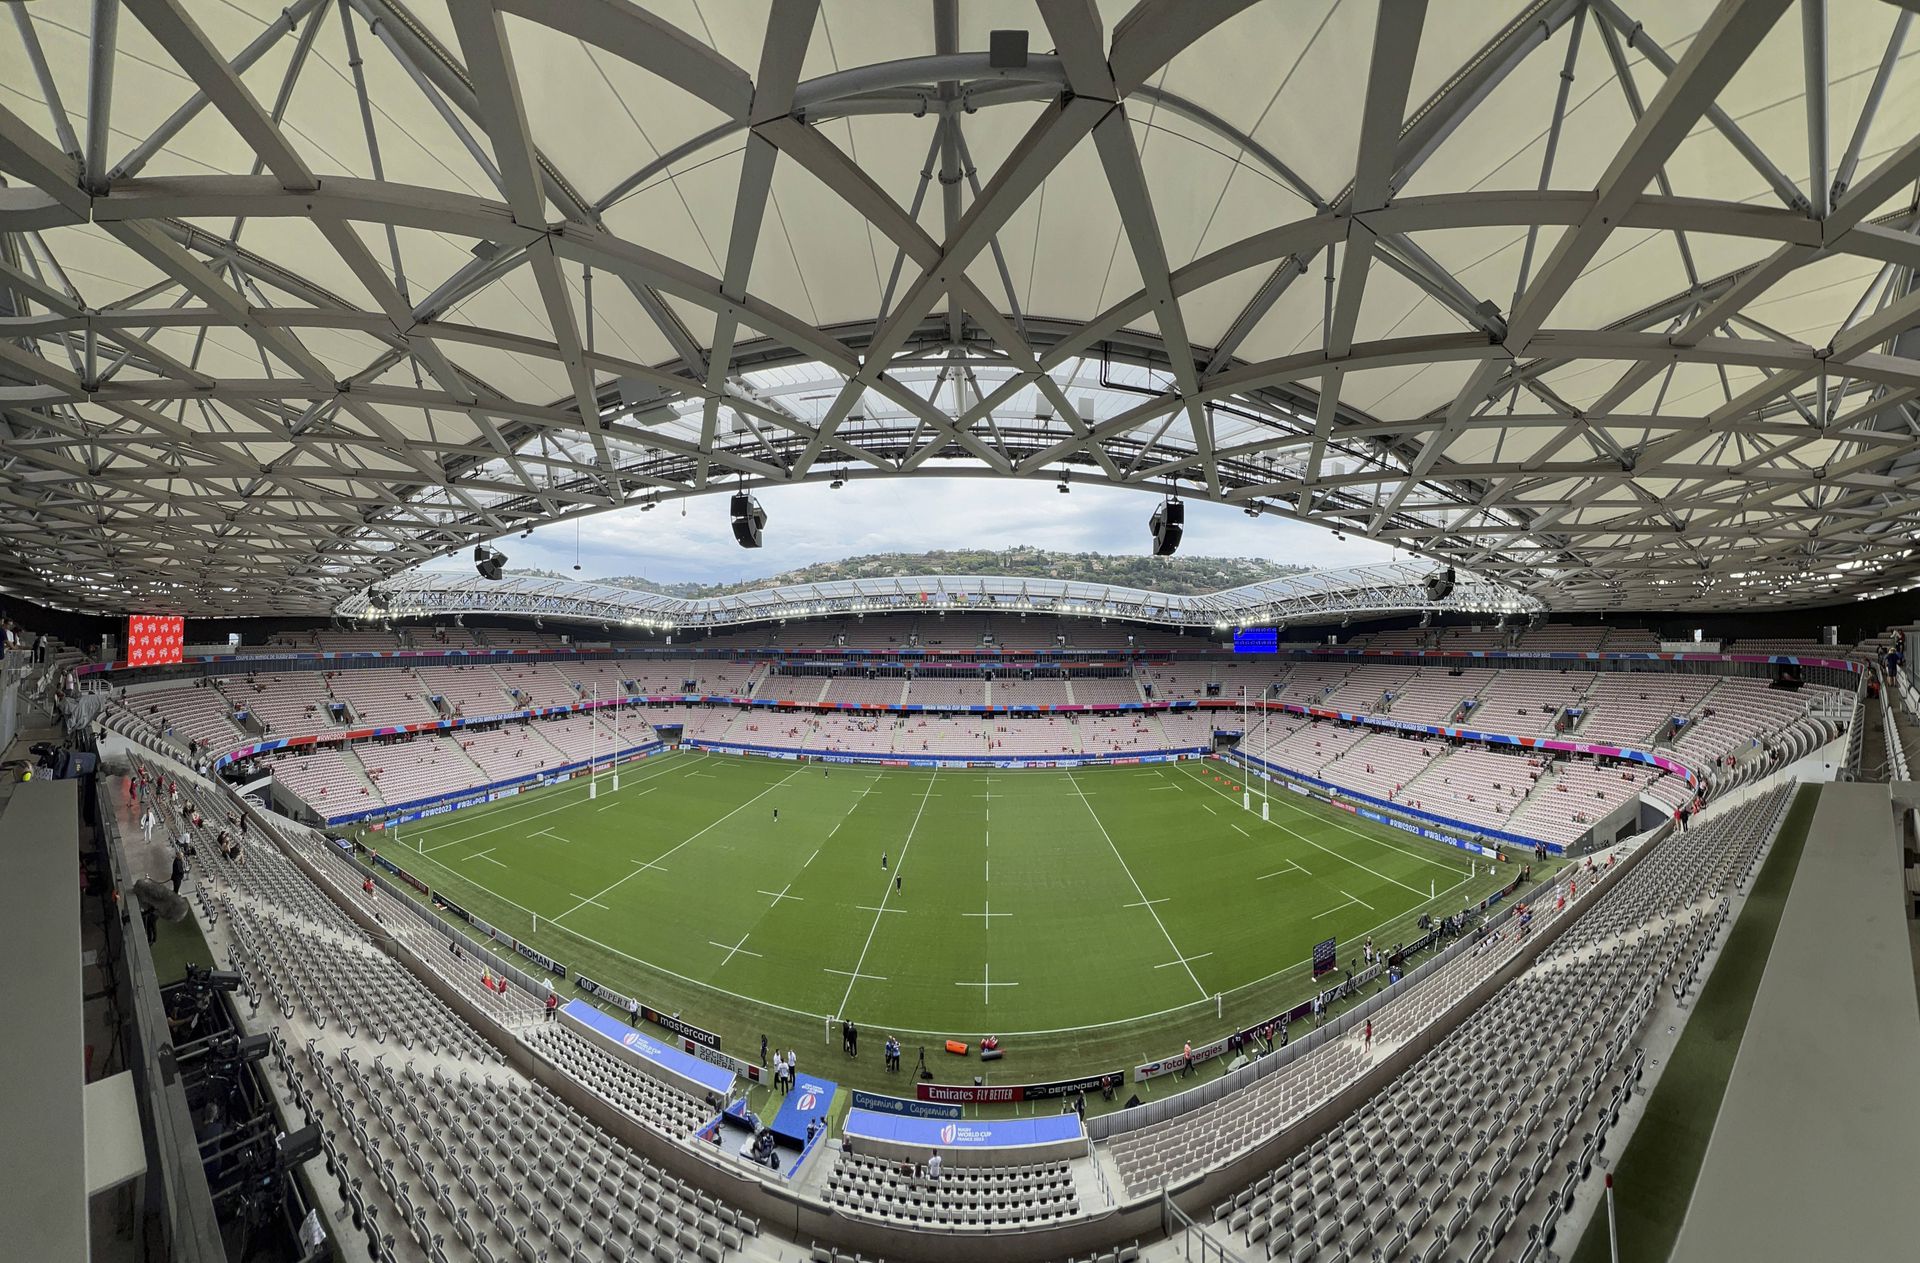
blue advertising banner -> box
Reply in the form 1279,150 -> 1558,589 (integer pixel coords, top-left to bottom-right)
843,1108 -> 1085,1150
767,1075 -> 837,1146
560,1000 -> 734,1097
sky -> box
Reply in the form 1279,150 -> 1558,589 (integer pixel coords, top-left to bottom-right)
426,478 -> 1400,588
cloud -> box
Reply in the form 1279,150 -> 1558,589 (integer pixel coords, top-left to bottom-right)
430,478 -> 1400,586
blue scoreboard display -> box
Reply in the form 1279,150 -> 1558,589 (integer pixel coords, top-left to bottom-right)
1233,627 -> 1279,654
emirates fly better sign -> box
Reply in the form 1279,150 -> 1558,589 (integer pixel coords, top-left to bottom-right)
126,614 -> 186,666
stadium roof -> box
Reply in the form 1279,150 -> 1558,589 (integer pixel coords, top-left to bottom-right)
337,560 -> 1542,631
3,0 -> 1920,618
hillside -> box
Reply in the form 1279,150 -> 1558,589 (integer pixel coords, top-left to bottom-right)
522,549 -> 1307,598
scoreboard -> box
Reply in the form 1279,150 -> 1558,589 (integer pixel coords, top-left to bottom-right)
1233,627 -> 1279,653
126,614 -> 185,666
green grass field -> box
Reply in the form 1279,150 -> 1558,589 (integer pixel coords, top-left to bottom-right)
365,750 -> 1531,1103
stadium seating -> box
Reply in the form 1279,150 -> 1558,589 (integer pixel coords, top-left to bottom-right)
819,675 -> 908,707
325,668 -> 440,724
1066,675 -> 1144,706
414,664 -> 516,719
221,671 -> 341,735
1459,670 -> 1595,736
271,745 -> 381,808
991,675 -> 1074,706
825,1149 -> 1081,1228
1378,669 -> 1473,725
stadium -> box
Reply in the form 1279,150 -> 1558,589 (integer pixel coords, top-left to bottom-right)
1,3 -> 1918,1262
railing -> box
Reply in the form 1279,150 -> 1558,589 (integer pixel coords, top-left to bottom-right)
1844,671 -> 1870,780
1879,668 -> 1910,781
1162,1189 -> 1253,1263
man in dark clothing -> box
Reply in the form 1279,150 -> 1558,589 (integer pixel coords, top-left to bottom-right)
761,1033 -> 769,1067
170,848 -> 187,894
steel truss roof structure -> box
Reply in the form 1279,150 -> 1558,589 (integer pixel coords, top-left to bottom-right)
336,561 -> 1540,632
3,0 -> 1920,618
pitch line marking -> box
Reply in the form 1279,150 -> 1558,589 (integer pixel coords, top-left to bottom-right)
709,934 -> 760,966
953,962 -> 1017,1003
631,858 -> 669,874
856,905 -> 905,915
535,828 -> 566,842
475,855 -> 508,868
568,892 -> 611,910
835,769 -> 938,1014
1149,785 -> 1180,791
597,787 -> 652,811
553,766 -> 804,924
1126,897 -> 1169,908
1201,803 -> 1216,814
1313,890 -> 1375,920
1231,823 -> 1250,836
759,884 -> 803,907
1175,763 -> 1430,897
823,968 -> 888,982
1064,770 -> 1210,1001
1258,860 -> 1311,881
806,849 -> 820,867
1155,952 -> 1213,971
961,901 -> 1012,928
1222,756 -> 1468,875
414,755 -> 694,846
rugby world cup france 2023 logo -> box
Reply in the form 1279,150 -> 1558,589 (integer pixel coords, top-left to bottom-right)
939,1123 -> 957,1145
797,1090 -> 821,1112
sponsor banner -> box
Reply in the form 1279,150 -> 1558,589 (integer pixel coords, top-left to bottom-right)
1137,1036 -> 1229,1082
687,740 -> 1208,770
434,894 -> 472,924
575,974 -> 639,1012
913,1071 -> 1114,1105
844,1109 -> 1084,1150
642,1005 -> 720,1051
575,975 -> 723,1053
513,939 -> 567,979
849,1089 -> 962,1119
688,1042 -> 763,1084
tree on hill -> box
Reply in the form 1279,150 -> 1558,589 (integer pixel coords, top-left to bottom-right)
522,550 -> 1307,598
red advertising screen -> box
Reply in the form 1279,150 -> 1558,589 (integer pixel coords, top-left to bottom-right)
126,614 -> 185,666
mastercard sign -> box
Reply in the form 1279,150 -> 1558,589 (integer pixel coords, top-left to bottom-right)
126,614 -> 186,667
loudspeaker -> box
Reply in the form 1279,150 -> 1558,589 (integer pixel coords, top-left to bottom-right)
1150,499 -> 1184,556
729,493 -> 766,548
